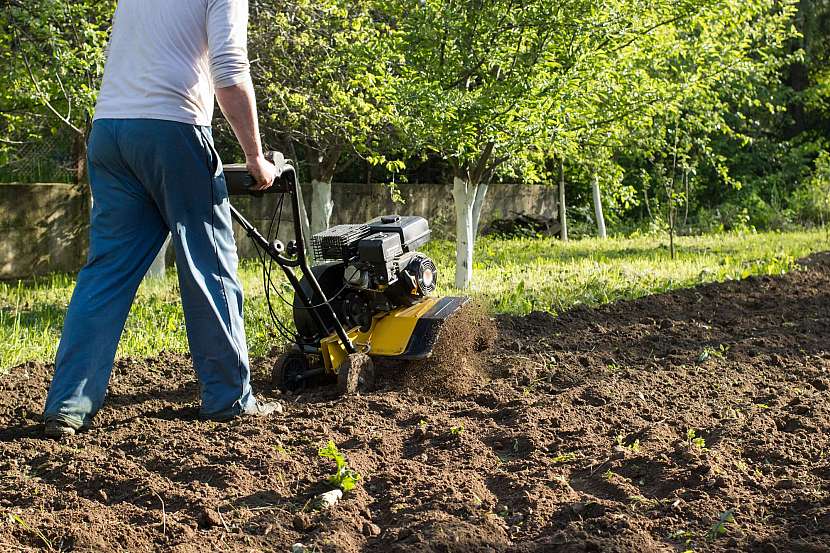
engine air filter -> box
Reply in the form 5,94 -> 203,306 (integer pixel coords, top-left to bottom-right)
311,224 -> 371,260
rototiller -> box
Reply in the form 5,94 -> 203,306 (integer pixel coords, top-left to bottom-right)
224,152 -> 467,394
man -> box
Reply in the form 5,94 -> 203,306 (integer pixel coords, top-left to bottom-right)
43,0 -> 279,438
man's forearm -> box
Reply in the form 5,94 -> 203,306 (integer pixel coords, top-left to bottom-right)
215,77 -> 262,159
215,77 -> 275,189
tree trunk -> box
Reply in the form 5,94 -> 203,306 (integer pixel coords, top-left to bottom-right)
591,172 -> 607,239
306,143 -> 341,236
668,124 -> 679,260
452,142 -> 495,289
145,234 -> 171,279
297,185 -> 315,262
72,132 -> 87,185
310,178 -> 334,235
471,180 -> 489,242
669,207 -> 676,260
559,159 -> 568,241
452,175 -> 478,289
683,168 -> 690,227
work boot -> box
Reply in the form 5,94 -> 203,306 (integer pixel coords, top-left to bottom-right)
241,399 -> 283,418
201,399 -> 283,422
43,418 -> 76,439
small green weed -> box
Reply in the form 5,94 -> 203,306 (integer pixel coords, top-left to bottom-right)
615,433 -> 641,452
8,512 -> 52,550
318,440 -> 361,492
686,429 -> 707,449
668,528 -> 693,541
697,344 -> 729,363
450,424 -> 465,435
550,452 -> 577,464
706,509 -> 735,541
629,494 -> 659,509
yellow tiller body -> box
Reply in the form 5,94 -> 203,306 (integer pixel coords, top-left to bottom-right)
224,153 -> 467,395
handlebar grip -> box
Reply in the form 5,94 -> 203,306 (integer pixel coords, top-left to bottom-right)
224,151 -> 295,196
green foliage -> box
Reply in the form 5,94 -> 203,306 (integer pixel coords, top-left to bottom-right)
0,0 -> 826,235
609,0 -> 801,238
318,440 -> 361,492
618,0 -> 829,234
389,0 -> 553,175
374,0 -> 810,281
248,0 -> 400,182
0,0 -> 114,181
792,150 -> 830,225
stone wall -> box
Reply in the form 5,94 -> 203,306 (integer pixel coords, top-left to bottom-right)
230,182 -> 559,259
0,182 -> 557,279
0,183 -> 89,280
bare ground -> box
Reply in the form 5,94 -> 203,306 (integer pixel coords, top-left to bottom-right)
2,254 -> 830,552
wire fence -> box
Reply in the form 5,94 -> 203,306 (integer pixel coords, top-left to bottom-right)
0,135 -> 77,184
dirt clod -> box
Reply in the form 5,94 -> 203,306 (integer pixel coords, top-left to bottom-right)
293,513 -> 312,532
197,507 -> 222,529
362,522 -> 381,536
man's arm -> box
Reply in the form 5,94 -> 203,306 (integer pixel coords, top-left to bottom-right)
216,80 -> 275,190
208,0 -> 274,189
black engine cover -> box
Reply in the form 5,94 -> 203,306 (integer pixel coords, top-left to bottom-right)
366,215 -> 431,252
292,262 -> 345,342
292,262 -> 390,343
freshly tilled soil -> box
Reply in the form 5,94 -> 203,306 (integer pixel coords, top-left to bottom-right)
3,254 -> 830,552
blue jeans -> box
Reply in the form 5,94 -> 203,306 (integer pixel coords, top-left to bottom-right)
43,118 -> 256,428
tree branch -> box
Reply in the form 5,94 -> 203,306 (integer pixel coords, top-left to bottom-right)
20,47 -> 83,136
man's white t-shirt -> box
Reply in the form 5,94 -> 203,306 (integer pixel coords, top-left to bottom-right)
93,0 -> 250,126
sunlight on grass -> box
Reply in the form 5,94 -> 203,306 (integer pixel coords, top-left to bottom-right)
1,228 -> 827,369
425,229 -> 828,314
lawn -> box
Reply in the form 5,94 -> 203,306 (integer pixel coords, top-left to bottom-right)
1,228 -> 827,369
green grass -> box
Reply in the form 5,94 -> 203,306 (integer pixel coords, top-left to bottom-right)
1,228 -> 827,369
431,229 -> 826,314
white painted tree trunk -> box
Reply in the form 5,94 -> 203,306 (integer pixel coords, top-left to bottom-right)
145,234 -> 171,279
591,173 -> 607,239
452,176 -> 477,289
471,180 -> 489,242
559,160 -> 568,241
297,187 -> 315,262
310,178 -> 334,236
